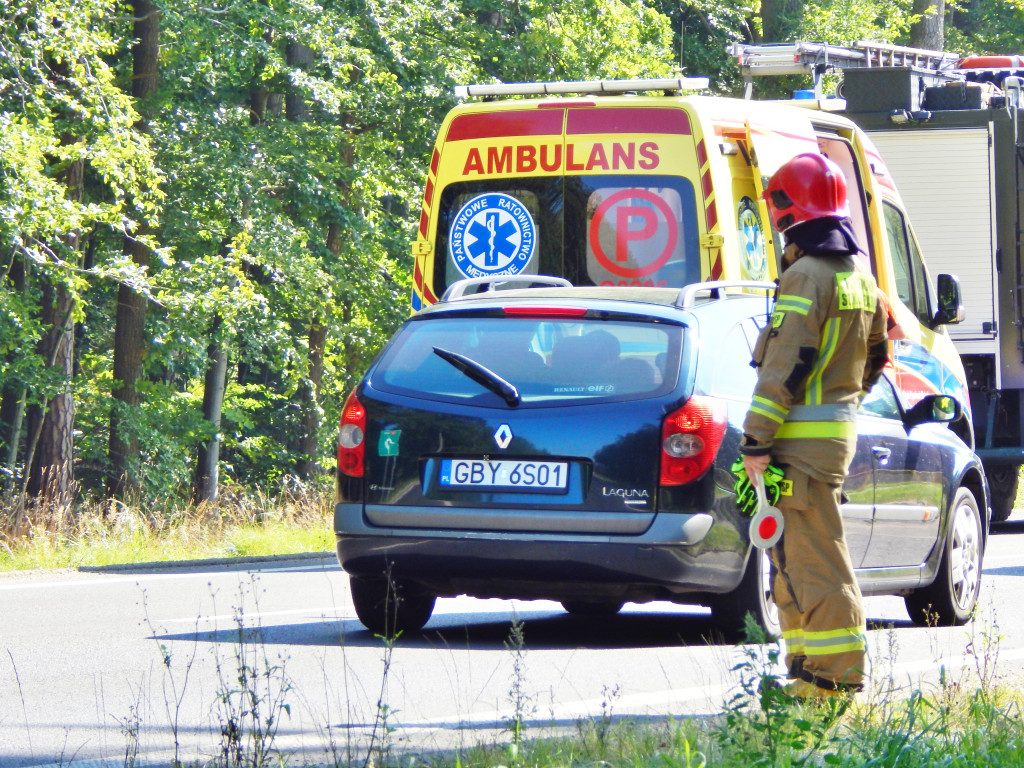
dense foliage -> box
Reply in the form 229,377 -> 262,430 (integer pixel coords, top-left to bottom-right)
2,0 -> 1022,516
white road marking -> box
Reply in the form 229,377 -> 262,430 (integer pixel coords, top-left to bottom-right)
0,559 -> 333,591
158,606 -> 354,624
0,571 -> 218,591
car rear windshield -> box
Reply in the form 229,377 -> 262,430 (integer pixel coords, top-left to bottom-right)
372,315 -> 683,406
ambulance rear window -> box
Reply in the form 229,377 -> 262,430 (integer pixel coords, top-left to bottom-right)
580,177 -> 698,288
436,175 -> 700,292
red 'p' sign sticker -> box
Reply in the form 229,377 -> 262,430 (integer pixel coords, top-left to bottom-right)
589,189 -> 679,279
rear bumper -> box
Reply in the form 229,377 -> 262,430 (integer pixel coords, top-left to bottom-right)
334,502 -> 743,603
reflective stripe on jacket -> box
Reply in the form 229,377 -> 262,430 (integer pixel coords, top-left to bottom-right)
743,254 -> 889,483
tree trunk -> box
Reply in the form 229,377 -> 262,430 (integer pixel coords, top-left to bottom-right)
26,266 -> 78,519
109,0 -> 160,499
21,48 -> 86,521
911,0 -> 945,51
0,388 -> 25,498
1,255 -> 27,498
249,19 -> 279,125
760,0 -> 803,43
341,299 -> 356,385
287,40 -> 328,480
950,0 -> 980,35
285,42 -> 314,122
192,332 -> 228,504
296,321 -> 327,479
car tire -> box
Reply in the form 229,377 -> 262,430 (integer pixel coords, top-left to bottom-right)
711,547 -> 780,640
905,487 -> 983,627
560,599 -> 625,616
349,576 -> 436,637
986,464 -> 1018,523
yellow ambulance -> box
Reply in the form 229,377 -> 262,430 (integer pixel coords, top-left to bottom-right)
409,78 -> 973,445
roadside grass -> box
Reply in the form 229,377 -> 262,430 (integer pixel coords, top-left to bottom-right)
452,681 -> 1024,768
456,614 -> 1024,768
0,476 -> 334,571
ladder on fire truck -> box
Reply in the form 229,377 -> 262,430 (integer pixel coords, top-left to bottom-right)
729,41 -> 960,99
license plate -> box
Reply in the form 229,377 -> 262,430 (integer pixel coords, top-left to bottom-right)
440,459 -> 569,490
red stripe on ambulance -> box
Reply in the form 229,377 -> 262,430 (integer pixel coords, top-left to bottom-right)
566,107 -> 691,135
446,111 -> 563,141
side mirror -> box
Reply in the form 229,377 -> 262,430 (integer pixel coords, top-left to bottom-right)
905,394 -> 962,430
932,273 -> 965,327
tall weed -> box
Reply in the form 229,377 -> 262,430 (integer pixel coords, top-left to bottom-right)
210,579 -> 292,768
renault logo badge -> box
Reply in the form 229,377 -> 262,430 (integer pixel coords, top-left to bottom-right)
494,424 -> 513,449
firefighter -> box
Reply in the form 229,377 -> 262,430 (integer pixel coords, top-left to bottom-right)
740,152 -> 889,699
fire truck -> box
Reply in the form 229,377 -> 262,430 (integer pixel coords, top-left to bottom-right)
733,41 -> 1024,521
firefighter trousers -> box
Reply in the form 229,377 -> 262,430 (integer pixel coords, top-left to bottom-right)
770,465 -> 867,690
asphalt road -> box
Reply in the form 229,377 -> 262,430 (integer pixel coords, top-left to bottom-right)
3,516 -> 1024,768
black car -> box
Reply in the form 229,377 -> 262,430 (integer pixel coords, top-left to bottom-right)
335,277 -> 988,637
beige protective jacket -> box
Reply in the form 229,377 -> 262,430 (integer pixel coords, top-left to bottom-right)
741,253 -> 889,484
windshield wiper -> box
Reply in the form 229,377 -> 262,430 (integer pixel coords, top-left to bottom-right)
432,347 -> 521,407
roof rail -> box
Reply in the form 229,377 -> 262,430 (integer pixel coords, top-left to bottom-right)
730,41 -> 960,98
439,275 -> 573,302
454,77 -> 709,100
676,280 -> 776,309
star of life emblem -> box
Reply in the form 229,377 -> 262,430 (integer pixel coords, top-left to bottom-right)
449,193 -> 536,278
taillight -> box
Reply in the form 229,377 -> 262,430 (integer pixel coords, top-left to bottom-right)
338,391 -> 366,477
502,306 -> 588,317
660,395 -> 727,485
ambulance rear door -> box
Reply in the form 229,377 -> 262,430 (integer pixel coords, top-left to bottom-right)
417,100 -> 709,303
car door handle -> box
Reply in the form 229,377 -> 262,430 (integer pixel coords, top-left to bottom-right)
872,446 -> 891,466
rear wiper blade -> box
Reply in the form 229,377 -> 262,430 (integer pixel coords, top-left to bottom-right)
432,346 -> 521,407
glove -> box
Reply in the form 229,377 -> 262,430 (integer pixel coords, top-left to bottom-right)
731,457 -> 785,517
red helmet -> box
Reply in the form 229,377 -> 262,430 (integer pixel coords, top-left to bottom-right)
763,153 -> 850,233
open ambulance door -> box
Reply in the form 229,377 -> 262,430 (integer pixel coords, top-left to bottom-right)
743,118 -> 820,280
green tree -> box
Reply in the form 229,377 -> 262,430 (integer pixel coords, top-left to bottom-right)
109,0 -> 161,499
947,0 -> 1024,54
467,0 -> 675,82
801,0 -> 915,44
0,0 -> 160,515
669,0 -> 758,94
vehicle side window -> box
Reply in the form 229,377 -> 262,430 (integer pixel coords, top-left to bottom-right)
817,136 -> 873,264
712,322 -> 757,399
905,229 -> 933,320
883,201 -> 932,325
859,376 -> 901,420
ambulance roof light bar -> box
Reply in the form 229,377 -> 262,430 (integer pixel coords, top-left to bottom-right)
453,77 -> 710,100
